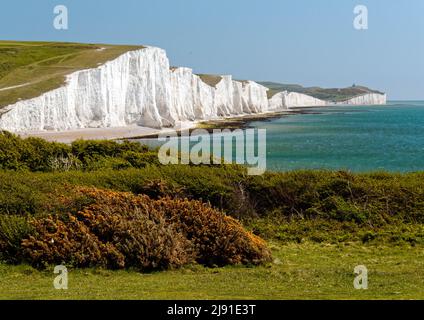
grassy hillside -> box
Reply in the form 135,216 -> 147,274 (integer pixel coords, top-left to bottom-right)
0,41 -> 143,108
260,81 -> 384,101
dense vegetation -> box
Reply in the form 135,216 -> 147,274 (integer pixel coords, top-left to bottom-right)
0,130 -> 159,171
16,187 -> 270,270
260,81 -> 384,101
0,41 -> 143,108
0,131 -> 271,269
0,131 -> 423,272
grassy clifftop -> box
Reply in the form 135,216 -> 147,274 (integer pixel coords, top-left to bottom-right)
261,81 -> 384,101
0,41 -> 143,108
0,41 -> 385,110
196,74 -> 223,87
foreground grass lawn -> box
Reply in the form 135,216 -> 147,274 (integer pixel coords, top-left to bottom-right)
1,243 -> 423,300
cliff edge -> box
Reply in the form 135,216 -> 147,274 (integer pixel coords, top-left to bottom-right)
0,44 -> 386,133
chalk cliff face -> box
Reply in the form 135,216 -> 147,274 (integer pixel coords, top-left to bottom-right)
334,93 -> 387,106
269,91 -> 387,111
169,71 -> 269,121
0,47 -> 269,132
0,48 -> 173,131
268,91 -> 327,111
0,46 -> 386,133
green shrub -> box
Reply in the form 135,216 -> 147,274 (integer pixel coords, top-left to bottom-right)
21,137 -> 72,171
0,215 -> 33,263
71,139 -> 148,161
0,131 -> 22,170
0,132 -> 153,172
0,131 -> 73,171
122,151 -> 160,167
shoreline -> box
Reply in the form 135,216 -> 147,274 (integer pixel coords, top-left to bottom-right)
129,108 -> 326,140
18,122 -> 196,144
17,107 -> 326,143
128,110 -> 295,139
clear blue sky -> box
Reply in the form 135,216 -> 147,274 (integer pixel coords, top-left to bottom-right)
1,0 -> 423,100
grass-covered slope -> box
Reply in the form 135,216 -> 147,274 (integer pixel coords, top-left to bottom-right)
260,81 -> 384,101
0,41 -> 143,108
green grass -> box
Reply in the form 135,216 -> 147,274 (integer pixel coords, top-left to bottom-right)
197,74 -> 223,87
0,41 -> 143,108
1,242 -> 423,300
260,81 -> 384,101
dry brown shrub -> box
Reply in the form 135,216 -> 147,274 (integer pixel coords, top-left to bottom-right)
155,197 -> 271,266
21,187 -> 271,270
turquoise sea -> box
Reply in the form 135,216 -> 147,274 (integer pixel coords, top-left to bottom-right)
136,101 -> 424,173
252,101 -> 424,172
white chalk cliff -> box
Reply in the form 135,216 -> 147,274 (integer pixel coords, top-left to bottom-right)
269,91 -> 327,110
334,93 -> 387,106
0,46 -> 386,133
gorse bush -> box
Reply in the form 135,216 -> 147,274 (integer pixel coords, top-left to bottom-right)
19,188 -> 271,270
154,196 -> 270,266
22,214 -> 127,269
